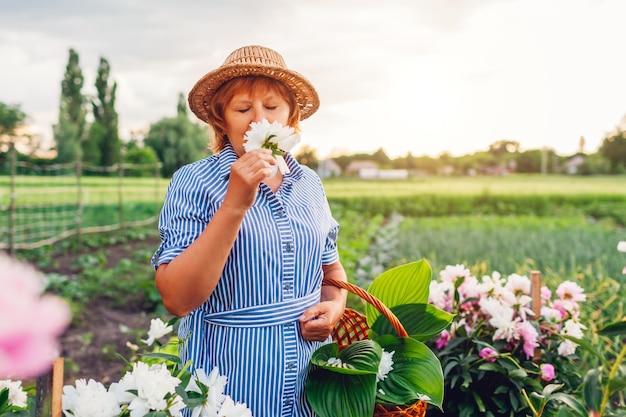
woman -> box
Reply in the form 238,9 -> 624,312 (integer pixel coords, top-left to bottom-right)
152,45 -> 348,417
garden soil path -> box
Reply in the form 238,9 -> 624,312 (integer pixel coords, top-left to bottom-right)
44,237 -> 161,385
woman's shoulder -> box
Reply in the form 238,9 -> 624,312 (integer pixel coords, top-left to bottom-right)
171,153 -> 225,182
297,163 -> 324,187
167,153 -> 229,197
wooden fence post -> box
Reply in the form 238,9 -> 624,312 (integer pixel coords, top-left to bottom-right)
35,358 -> 64,417
530,271 -> 542,361
8,141 -> 17,256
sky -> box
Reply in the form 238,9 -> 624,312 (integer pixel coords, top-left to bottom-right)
2,0 -> 626,159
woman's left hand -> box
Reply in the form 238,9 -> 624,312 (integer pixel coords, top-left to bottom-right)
298,300 -> 345,342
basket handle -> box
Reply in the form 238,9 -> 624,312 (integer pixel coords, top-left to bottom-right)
322,277 -> 408,338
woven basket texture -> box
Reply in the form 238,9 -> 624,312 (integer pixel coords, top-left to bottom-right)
325,278 -> 427,417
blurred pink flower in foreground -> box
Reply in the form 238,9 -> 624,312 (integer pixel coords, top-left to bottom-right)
0,253 -> 71,379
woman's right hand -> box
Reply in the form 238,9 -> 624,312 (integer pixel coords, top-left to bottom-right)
224,148 -> 276,210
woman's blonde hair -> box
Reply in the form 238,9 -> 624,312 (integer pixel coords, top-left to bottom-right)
204,76 -> 301,153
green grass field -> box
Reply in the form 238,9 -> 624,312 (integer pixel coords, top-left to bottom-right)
2,174 -> 626,206
2,174 -> 625,252
323,174 -> 626,197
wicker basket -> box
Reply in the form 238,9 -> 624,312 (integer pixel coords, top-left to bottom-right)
323,277 -> 427,417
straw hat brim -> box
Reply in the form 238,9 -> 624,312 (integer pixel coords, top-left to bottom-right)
188,63 -> 320,124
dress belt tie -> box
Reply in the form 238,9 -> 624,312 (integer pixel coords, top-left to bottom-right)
203,291 -> 320,328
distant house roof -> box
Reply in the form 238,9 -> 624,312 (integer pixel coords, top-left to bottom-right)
317,159 -> 342,177
565,154 -> 586,174
345,160 -> 378,174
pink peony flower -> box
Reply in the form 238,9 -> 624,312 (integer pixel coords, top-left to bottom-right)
555,281 -> 586,304
517,320 -> 539,359
540,363 -> 555,381
0,253 -> 71,379
435,330 -> 451,349
479,347 -> 498,362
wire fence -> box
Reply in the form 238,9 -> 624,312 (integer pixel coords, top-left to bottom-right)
1,144 -> 167,253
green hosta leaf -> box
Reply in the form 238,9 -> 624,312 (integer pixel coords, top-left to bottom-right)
374,334 -> 444,410
366,260 -> 432,326
371,303 -> 455,341
310,340 -> 382,375
306,368 -> 377,417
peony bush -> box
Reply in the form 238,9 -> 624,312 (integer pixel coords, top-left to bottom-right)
427,264 -> 589,416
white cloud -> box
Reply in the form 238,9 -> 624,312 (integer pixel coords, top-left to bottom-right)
1,0 -> 625,158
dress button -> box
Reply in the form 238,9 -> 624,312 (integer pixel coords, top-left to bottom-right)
276,209 -> 285,217
284,283 -> 293,291
284,243 -> 294,252
287,361 -> 296,369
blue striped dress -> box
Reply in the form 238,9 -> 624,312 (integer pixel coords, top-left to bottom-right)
152,144 -> 340,417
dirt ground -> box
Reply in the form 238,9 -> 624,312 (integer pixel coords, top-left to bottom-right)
46,237 -> 160,386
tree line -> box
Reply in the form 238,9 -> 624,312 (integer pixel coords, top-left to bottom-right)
1,49 -> 626,177
318,135 -> 626,176
1,48 -> 211,178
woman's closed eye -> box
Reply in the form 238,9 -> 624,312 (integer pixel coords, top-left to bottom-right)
236,106 -> 278,113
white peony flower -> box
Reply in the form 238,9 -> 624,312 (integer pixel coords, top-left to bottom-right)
429,280 -> 454,311
243,119 -> 301,176
141,317 -> 173,346
326,357 -> 343,367
168,395 -> 186,417
458,275 -> 481,301
110,362 -> 181,417
540,306 -> 563,322
557,319 -> 587,356
514,294 -> 535,321
0,379 -> 28,408
617,241 -> 626,252
439,264 -> 470,283
558,339 -> 579,356
376,349 -> 395,382
505,274 -> 531,296
218,396 -> 253,417
476,273 -> 504,297
187,367 -> 228,417
61,379 -> 121,417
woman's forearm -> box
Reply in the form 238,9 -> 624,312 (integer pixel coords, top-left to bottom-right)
155,203 -> 247,317
321,261 -> 348,307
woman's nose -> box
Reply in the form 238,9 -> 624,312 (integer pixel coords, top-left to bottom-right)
251,104 -> 267,122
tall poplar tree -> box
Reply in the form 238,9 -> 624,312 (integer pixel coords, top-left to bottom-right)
144,93 -> 210,177
53,48 -> 86,163
0,102 -> 26,139
88,57 -> 120,166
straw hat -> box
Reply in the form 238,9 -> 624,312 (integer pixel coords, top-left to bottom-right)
188,45 -> 320,124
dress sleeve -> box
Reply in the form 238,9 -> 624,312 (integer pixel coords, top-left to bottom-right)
321,198 -> 340,265
151,165 -> 210,269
